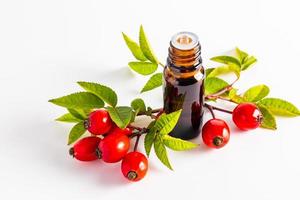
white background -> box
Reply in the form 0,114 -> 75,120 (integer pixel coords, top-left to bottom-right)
0,0 -> 299,199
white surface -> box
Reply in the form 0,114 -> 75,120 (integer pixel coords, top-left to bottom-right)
0,0 -> 300,199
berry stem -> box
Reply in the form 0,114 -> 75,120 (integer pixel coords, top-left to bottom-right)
133,134 -> 141,151
159,62 -> 165,68
150,114 -> 157,119
205,103 -> 233,114
136,108 -> 163,116
128,125 -> 143,131
205,77 -> 239,100
216,96 -> 239,104
129,128 -> 148,138
204,104 -> 216,119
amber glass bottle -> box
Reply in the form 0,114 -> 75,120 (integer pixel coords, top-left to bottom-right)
163,32 -> 205,140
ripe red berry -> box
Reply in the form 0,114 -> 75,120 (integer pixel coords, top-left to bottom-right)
69,136 -> 101,161
121,152 -> 148,182
202,119 -> 230,149
85,110 -> 113,135
98,132 -> 130,163
110,125 -> 133,136
232,103 -> 263,130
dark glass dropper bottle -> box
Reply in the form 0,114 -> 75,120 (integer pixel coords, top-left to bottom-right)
163,32 -> 205,140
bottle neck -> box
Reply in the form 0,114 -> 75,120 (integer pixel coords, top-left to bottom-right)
166,42 -> 202,77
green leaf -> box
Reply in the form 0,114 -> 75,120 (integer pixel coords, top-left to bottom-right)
206,65 -> 240,78
67,108 -> 87,120
154,109 -> 182,135
77,81 -> 118,107
144,131 -> 155,156
258,98 -> 300,116
236,47 -> 248,63
243,84 -> 270,102
228,88 -> 246,103
131,98 -> 146,113
154,135 -> 173,170
144,123 -> 156,157
231,95 -> 246,104
241,56 -> 257,70
128,61 -> 158,75
228,88 -> 238,99
122,32 -> 147,61
204,77 -> 229,95
163,135 -> 198,151
139,25 -> 159,64
49,92 -> 104,110
258,105 -> 277,130
147,120 -> 156,130
68,121 -> 86,145
205,68 -> 215,76
56,113 -> 82,123
210,56 -> 241,67
141,73 -> 163,93
107,106 -> 133,128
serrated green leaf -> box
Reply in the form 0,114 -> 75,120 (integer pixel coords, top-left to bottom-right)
154,109 -> 182,135
131,98 -> 146,113
49,92 -> 104,109
141,73 -> 163,93
258,98 -> 300,116
236,47 -> 248,63
56,113 -> 82,123
144,123 -> 156,157
154,135 -> 173,170
107,106 -> 133,128
207,65 -> 240,78
128,61 -> 158,75
204,77 -> 229,95
163,135 -> 198,151
122,32 -> 147,61
147,120 -> 156,130
139,25 -> 158,64
242,56 -> 257,70
258,105 -> 277,130
68,121 -> 86,145
77,81 -> 118,107
243,84 -> 270,102
210,56 -> 241,67
67,108 -> 87,120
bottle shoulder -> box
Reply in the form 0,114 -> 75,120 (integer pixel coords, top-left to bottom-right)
164,65 -> 205,86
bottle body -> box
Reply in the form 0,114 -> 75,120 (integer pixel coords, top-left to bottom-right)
163,32 -> 205,140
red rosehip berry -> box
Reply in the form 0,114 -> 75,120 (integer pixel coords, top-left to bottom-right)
232,103 -> 263,130
69,136 -> 101,161
97,132 -> 130,163
202,119 -> 230,149
85,109 -> 113,135
121,152 -> 148,182
110,125 -> 133,136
